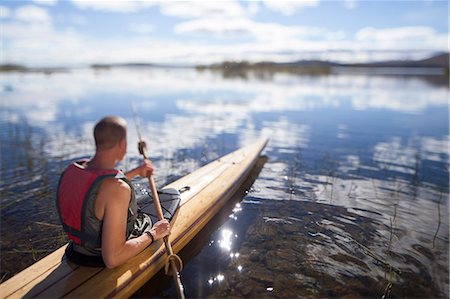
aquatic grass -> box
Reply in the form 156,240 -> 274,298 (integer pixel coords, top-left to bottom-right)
34,221 -> 60,228
58,230 -> 67,244
320,153 -> 339,203
8,249 -> 54,255
285,150 -> 302,200
0,272 -> 7,284
382,203 -> 397,299
347,163 -> 361,199
0,119 -> 73,280
411,151 -> 421,187
316,153 -> 334,199
432,190 -> 443,249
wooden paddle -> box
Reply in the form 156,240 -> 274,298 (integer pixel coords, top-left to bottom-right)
137,140 -> 185,299
131,102 -> 185,299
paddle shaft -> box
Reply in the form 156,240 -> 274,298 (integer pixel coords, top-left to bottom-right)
139,142 -> 186,299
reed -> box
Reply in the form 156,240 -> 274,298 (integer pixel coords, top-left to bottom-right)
317,153 -> 334,199
382,203 -> 397,299
0,272 -> 7,284
347,163 -> 361,199
432,189 -> 443,249
325,154 -> 337,202
286,151 -> 302,200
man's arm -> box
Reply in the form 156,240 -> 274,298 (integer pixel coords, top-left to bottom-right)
124,159 -> 154,180
99,179 -> 169,269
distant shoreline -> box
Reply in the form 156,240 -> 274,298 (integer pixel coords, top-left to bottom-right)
1,52 -> 448,76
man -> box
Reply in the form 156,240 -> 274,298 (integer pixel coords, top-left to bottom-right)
57,116 -> 170,268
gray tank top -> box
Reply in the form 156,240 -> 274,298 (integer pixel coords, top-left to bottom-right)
73,174 -> 152,256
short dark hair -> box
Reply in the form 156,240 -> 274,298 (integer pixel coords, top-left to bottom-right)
93,116 -> 127,151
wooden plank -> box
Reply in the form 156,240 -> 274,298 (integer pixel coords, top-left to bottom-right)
64,241 -> 167,298
0,246 -> 68,298
32,266 -> 103,298
0,138 -> 268,299
168,141 -> 256,206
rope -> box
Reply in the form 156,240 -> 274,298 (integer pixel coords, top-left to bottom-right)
165,254 -> 184,275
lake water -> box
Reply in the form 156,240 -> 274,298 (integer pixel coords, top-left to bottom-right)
0,67 -> 448,298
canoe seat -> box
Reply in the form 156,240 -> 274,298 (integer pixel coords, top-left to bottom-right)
138,188 -> 181,223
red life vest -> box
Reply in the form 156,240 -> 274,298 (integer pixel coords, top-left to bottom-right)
56,160 -> 121,245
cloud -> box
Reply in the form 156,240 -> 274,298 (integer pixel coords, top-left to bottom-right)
174,17 -> 254,38
15,5 -> 51,24
69,0 -> 249,18
2,5 -> 89,66
67,14 -> 87,26
356,26 -> 436,42
263,0 -> 319,15
2,21 -> 446,66
32,0 -> 58,6
0,5 -> 11,18
354,26 -> 448,53
343,0 -> 357,9
246,2 -> 261,16
70,0 -> 157,13
69,0 -> 257,21
129,23 -> 154,34
159,1 -> 247,19
1,3 -> 447,66
175,16 -> 327,42
3,7 -> 319,66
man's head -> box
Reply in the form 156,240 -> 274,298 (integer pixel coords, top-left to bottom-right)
93,116 -> 127,154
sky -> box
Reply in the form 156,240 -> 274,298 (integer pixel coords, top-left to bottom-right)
0,0 -> 448,67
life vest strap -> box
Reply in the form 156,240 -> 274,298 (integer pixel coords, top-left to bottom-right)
61,222 -> 100,245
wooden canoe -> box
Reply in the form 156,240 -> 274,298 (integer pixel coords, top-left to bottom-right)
0,138 -> 268,298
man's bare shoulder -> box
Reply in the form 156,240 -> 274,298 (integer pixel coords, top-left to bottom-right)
99,177 -> 130,197
94,177 -> 130,220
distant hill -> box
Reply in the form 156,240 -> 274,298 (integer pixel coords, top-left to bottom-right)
200,52 -> 449,69
196,52 -> 449,77
344,52 -> 449,68
416,52 -> 449,68
91,63 -> 158,69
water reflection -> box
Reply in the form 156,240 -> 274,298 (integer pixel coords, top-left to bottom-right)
0,68 -> 448,297
1,69 -> 448,160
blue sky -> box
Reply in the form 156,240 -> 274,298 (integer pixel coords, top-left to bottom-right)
0,0 -> 448,66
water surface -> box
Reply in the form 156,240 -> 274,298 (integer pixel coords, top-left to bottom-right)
0,67 -> 448,298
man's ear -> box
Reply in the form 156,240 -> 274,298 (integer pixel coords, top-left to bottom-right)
118,138 -> 127,150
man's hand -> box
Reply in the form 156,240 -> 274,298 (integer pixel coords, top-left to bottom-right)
137,159 -> 154,177
149,219 -> 171,240
125,159 -> 154,180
